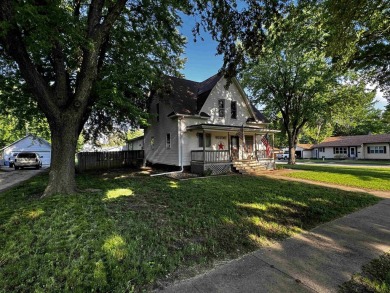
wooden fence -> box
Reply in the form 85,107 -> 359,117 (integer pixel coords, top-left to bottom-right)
76,150 -> 144,172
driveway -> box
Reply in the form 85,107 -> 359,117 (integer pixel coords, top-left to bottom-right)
0,165 -> 49,193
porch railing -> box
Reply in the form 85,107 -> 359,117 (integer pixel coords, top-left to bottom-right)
255,150 -> 272,160
191,150 -> 231,163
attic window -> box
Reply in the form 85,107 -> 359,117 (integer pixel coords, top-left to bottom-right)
218,99 -> 225,118
231,101 -> 237,119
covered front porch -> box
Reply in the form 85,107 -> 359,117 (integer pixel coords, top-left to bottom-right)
186,124 -> 278,175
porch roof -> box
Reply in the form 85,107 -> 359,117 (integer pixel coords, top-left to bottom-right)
186,123 -> 279,133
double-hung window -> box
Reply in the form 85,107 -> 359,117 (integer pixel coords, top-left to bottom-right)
197,133 -> 211,147
231,101 -> 237,119
368,146 -> 386,154
218,99 -> 225,118
166,133 -> 171,149
333,147 -> 347,154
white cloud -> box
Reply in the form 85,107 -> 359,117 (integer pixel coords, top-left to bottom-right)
366,84 -> 387,110
374,88 -> 387,110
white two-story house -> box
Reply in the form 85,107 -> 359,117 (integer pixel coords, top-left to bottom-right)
144,74 -> 279,175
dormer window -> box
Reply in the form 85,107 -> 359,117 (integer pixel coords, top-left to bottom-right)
218,99 -> 225,118
231,101 -> 237,119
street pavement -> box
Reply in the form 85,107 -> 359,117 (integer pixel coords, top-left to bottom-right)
0,165 -> 48,193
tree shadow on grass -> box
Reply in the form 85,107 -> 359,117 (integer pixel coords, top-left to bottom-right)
0,171 -> 380,292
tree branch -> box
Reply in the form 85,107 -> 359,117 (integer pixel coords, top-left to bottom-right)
52,41 -> 68,107
73,0 -> 126,110
0,0 -> 59,120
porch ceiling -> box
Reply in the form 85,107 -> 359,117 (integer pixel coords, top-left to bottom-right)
186,123 -> 279,133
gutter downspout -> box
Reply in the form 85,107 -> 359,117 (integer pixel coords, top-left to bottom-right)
151,117 -> 184,177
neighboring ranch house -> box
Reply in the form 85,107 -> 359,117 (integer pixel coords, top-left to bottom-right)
144,74 -> 279,174
0,134 -> 51,166
312,134 -> 390,160
296,144 -> 314,159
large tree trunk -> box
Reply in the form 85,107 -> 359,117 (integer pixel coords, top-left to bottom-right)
42,117 -> 81,197
287,131 -> 297,165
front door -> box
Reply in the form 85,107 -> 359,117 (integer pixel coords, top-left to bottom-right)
245,135 -> 254,159
231,136 -> 239,160
350,147 -> 356,158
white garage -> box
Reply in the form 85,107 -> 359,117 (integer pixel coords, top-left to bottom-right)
0,134 -> 51,166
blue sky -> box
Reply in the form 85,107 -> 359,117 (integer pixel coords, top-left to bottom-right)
179,14 -> 223,82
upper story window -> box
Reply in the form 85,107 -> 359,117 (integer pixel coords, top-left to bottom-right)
166,133 -> 171,149
156,103 -> 160,122
231,101 -> 237,119
218,99 -> 225,118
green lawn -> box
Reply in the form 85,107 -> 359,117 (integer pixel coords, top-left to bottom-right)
280,165 -> 390,191
0,170 -> 380,292
295,159 -> 390,166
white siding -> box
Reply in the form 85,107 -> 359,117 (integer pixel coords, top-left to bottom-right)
145,77 -> 270,167
302,150 -> 312,159
127,138 -> 144,151
320,147 -> 334,159
182,131 -> 230,166
363,143 -> 390,160
1,135 -> 51,166
144,98 -> 179,165
199,78 -> 253,126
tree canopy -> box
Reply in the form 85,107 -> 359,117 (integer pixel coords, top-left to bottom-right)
0,0 -> 289,195
324,0 -> 390,100
242,4 -> 338,163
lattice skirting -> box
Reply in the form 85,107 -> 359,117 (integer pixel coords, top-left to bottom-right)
191,162 -> 232,175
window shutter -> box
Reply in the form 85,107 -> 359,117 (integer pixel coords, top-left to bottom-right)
367,146 -> 370,153
384,146 -> 387,154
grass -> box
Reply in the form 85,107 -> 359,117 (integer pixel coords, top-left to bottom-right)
294,159 -> 390,165
279,164 -> 390,191
339,252 -> 390,292
0,170 -> 380,292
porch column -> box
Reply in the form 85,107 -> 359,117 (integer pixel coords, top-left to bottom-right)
203,129 -> 206,164
254,134 -> 257,153
272,133 -> 275,159
242,126 -> 245,160
227,132 -> 231,163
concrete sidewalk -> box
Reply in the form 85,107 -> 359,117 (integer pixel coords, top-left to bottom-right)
160,199 -> 390,293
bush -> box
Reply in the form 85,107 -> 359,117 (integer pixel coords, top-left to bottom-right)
334,154 -> 348,160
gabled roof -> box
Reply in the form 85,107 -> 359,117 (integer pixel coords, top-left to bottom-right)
159,74 -> 268,123
0,134 -> 51,152
313,134 -> 390,148
297,143 -> 314,150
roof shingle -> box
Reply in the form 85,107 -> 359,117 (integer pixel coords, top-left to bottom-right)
313,134 -> 390,148
158,74 -> 267,123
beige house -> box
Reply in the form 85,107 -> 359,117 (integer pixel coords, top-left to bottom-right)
312,134 -> 390,160
144,74 -> 279,174
296,144 -> 314,159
